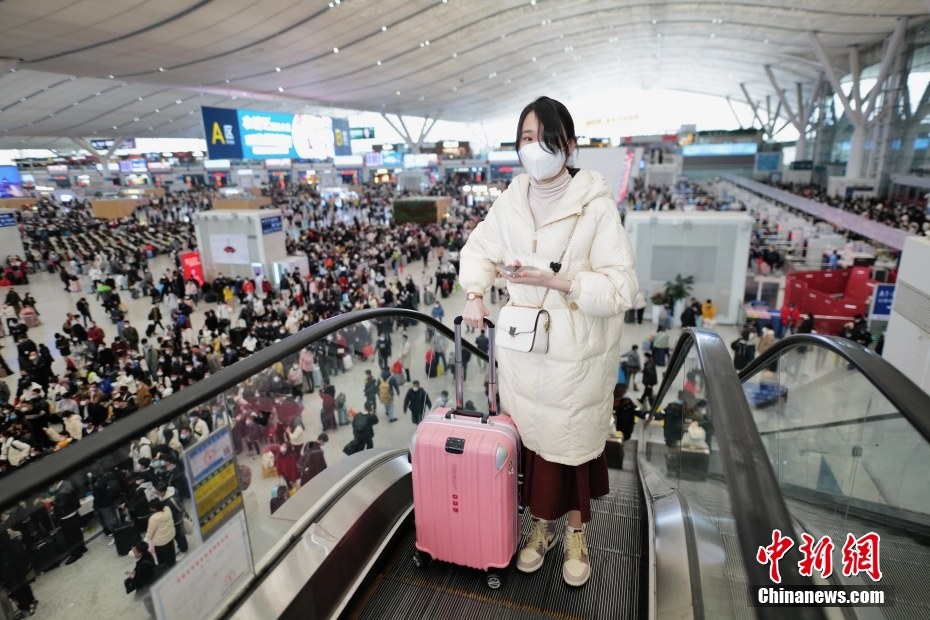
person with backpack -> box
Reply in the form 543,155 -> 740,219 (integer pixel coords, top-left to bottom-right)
298,433 -> 328,485
378,369 -> 400,422
640,352 -> 658,410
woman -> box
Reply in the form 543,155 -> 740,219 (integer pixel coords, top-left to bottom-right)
460,96 -> 637,587
144,499 -> 176,567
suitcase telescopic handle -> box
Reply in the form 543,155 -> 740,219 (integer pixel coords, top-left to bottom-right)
452,315 -> 497,423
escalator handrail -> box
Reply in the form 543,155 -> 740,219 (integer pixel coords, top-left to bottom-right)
0,308 -> 485,509
738,334 -> 930,445
648,328 -> 826,615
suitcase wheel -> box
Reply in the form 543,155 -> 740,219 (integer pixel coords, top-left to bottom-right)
485,571 -> 503,590
412,550 -> 431,569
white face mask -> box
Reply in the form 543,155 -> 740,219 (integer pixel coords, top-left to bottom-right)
519,141 -> 566,182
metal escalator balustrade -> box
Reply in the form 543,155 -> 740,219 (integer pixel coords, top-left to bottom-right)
642,328 -> 826,620
738,334 -> 930,618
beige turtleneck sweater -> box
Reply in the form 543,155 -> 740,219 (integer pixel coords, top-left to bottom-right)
527,168 -> 571,229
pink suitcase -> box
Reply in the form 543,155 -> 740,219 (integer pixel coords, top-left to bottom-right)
410,316 -> 521,589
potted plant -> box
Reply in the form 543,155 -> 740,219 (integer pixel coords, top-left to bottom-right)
651,274 -> 694,325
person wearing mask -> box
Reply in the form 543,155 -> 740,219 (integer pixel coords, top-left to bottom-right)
632,291 -> 647,324
403,380 -> 432,425
144,499 -> 176,567
651,326 -> 670,367
459,97 -> 637,587
399,334 -> 412,382
351,405 -> 378,450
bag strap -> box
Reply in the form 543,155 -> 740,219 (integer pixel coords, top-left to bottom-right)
533,204 -> 587,310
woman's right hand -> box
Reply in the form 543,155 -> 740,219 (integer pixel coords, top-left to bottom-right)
462,298 -> 490,331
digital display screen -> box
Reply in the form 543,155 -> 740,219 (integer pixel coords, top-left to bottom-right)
0,166 -> 24,198
202,106 -> 338,160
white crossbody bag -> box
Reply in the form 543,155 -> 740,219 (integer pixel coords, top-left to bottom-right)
497,205 -> 586,354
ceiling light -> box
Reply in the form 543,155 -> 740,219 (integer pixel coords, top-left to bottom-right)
451,52 -> 458,58
225,79 -> 230,83
43,87 -> 49,91
505,79 -> 512,84
376,60 -> 382,66
333,47 -> 339,53
452,86 -> 458,92
530,0 -> 536,5
275,66 -> 281,72
382,25 -> 387,32
395,90 -> 401,95
95,92 -> 101,96
108,74 -> 114,79
764,38 -> 770,44
188,110 -> 194,114
154,108 -> 160,113
73,101 -> 79,106
133,117 -> 140,122
488,72 -> 497,78
418,96 -> 425,101
175,99 -> 182,104
112,125 -> 118,130
531,57 -> 536,62
657,32 -> 662,38
651,19 -> 657,25
138,96 -> 144,101
19,97 -> 26,102
328,2 -> 334,7
231,96 -> 238,100
158,67 -> 165,72
710,33 -> 716,39
278,86 -> 284,92
564,46 -> 573,52
425,40 -> 430,46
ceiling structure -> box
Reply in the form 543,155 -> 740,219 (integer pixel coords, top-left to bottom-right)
0,0 -> 927,151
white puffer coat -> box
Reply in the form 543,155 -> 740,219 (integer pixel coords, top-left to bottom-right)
459,170 -> 638,466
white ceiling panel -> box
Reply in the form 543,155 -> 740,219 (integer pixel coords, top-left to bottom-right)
0,0 -> 926,142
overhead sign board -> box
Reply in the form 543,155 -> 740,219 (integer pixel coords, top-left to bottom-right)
869,283 -> 896,320
202,106 -> 337,161
261,215 -> 283,235
350,127 -> 375,140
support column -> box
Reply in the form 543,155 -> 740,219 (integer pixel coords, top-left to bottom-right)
809,19 -> 907,178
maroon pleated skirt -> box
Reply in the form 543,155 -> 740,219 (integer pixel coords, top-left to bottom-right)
521,448 -> 609,523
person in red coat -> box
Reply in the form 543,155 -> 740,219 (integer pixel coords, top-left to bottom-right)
275,443 -> 299,488
780,302 -> 801,336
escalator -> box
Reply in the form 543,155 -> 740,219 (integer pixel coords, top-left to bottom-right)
236,325 -> 829,620
1,309 -> 926,620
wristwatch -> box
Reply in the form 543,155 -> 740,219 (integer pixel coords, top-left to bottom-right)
466,292 -> 484,301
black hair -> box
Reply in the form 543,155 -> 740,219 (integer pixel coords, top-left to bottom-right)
515,96 -> 576,156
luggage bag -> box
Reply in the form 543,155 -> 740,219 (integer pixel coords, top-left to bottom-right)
410,316 -> 521,589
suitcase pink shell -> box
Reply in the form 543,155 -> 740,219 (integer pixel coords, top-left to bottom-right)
411,409 -> 520,571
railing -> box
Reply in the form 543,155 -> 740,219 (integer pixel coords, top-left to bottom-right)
737,334 -> 930,610
0,308 -> 488,620
641,328 -> 825,620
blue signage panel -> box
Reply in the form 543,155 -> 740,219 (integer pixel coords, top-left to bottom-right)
203,106 -> 337,161
0,213 -> 18,227
870,284 -> 896,319
261,216 -> 283,235
202,106 -> 244,160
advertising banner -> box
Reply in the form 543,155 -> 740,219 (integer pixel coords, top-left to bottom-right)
180,251 -> 204,285
0,166 -> 24,198
202,106 -> 336,161
332,118 -> 353,156
209,234 -> 251,265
